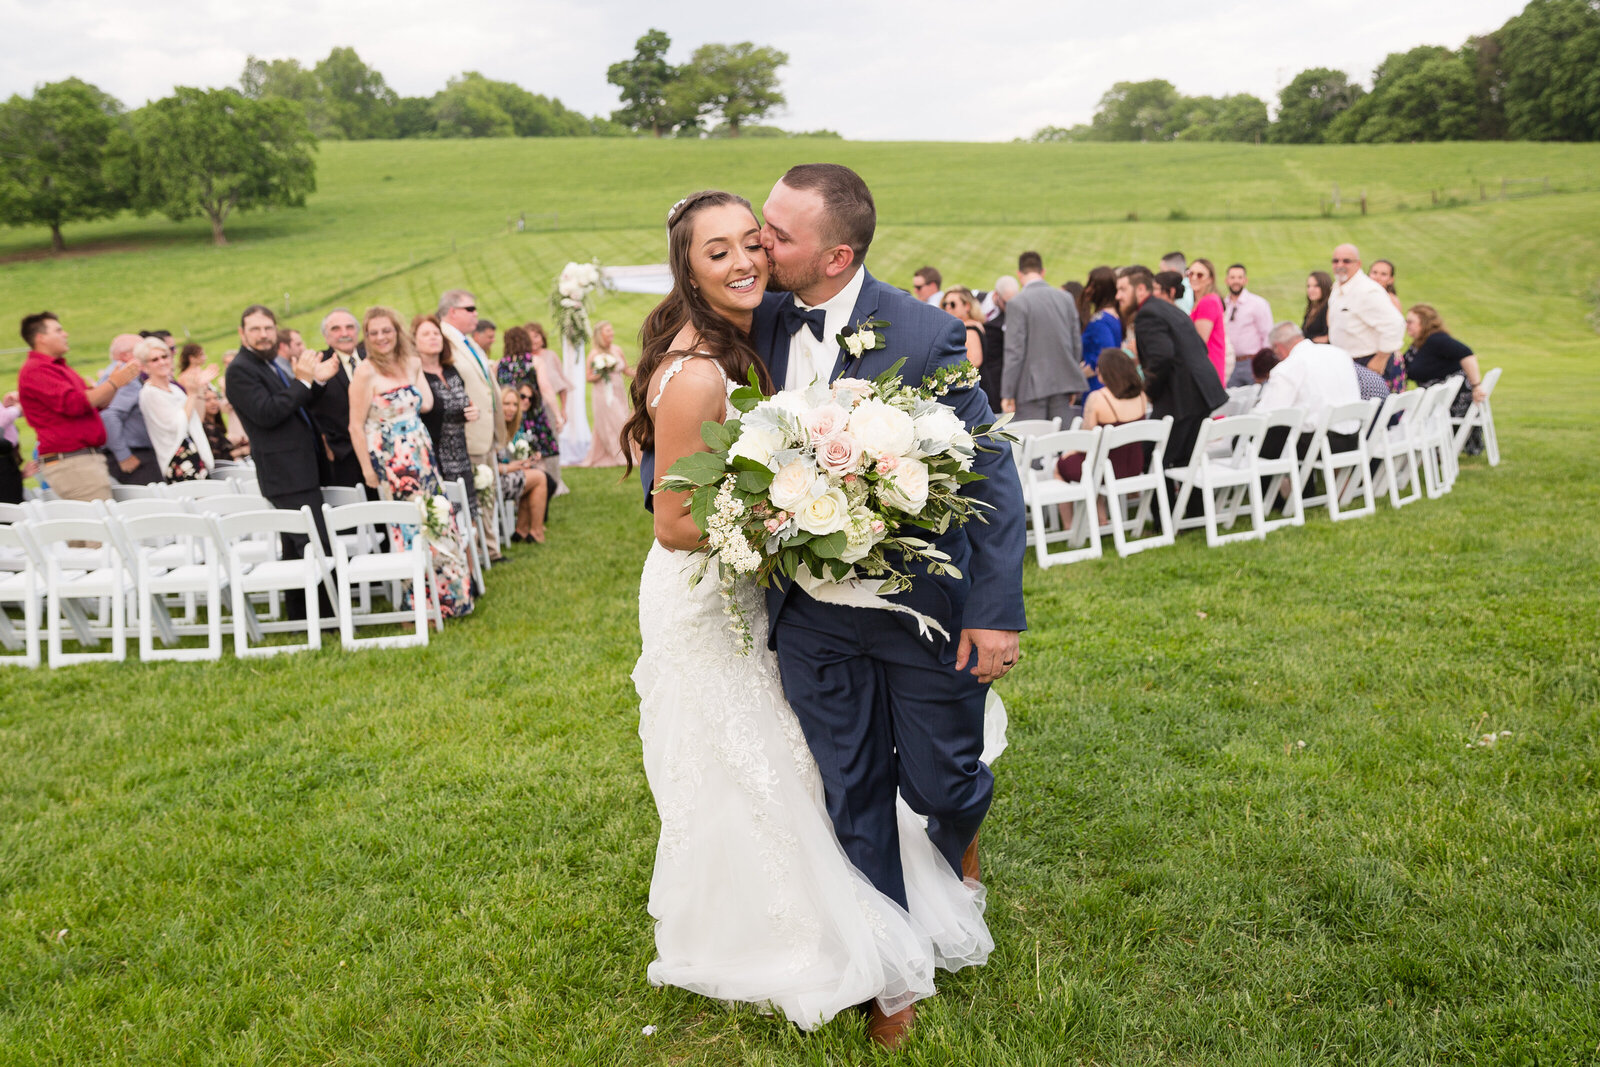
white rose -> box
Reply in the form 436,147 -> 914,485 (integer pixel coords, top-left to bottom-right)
769,390 -> 811,419
802,402 -> 850,445
913,406 -> 966,454
797,487 -> 849,536
769,458 -> 823,512
842,333 -> 866,358
816,431 -> 863,476
729,426 -> 784,470
878,457 -> 930,514
848,399 -> 917,458
838,505 -> 884,564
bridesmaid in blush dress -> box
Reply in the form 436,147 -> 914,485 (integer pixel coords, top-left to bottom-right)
580,320 -> 634,467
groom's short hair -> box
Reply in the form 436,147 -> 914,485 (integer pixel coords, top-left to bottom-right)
779,163 -> 876,265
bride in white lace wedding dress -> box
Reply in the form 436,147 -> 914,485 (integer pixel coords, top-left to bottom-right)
627,192 -> 992,1030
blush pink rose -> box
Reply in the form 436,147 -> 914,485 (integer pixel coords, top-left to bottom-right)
818,432 -> 863,476
802,403 -> 851,446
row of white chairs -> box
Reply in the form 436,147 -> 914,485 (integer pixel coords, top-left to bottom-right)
1012,369 -> 1501,568
0,494 -> 463,668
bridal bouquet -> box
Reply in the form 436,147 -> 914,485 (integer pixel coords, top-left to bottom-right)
548,260 -> 610,348
592,351 -> 623,383
657,359 -> 1011,651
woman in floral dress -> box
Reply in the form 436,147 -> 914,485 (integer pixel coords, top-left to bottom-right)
348,305 -> 473,618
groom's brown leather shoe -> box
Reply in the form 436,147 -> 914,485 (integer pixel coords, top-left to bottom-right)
961,831 -> 981,883
868,1002 -> 916,1049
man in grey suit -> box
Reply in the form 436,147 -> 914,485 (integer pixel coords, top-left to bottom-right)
999,251 -> 1087,421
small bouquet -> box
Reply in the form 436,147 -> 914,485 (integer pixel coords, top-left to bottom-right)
592,351 -> 624,383
474,463 -> 496,511
510,438 -> 533,461
418,494 -> 458,560
657,358 -> 1011,651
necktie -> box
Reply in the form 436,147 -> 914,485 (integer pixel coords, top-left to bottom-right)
780,302 -> 827,343
460,335 -> 491,383
270,359 -> 316,430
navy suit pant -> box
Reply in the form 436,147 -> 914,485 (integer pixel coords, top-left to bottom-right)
773,588 -> 992,910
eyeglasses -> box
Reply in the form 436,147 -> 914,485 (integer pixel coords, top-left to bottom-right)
941,301 -> 961,310
457,304 -> 477,313
1331,258 -> 1354,264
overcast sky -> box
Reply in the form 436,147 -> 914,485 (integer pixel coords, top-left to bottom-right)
1,0 -> 1528,140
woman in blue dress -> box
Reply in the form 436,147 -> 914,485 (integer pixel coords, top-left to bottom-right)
1077,266 -> 1123,393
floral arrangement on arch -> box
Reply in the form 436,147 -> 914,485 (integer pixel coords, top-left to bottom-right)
657,358 -> 1012,651
548,260 -> 610,348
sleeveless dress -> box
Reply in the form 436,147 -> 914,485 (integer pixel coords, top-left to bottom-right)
364,384 -> 474,618
580,348 -> 631,468
632,355 -> 993,1029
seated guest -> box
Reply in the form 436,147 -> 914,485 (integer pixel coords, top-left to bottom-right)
1052,347 -> 1147,530
1302,271 -> 1333,343
137,336 -> 216,482
1370,259 -> 1402,313
1258,322 -> 1362,461
497,386 -> 550,544
1404,303 -> 1487,453
200,386 -> 236,462
1076,267 -> 1122,393
939,286 -> 987,367
1252,349 -> 1278,385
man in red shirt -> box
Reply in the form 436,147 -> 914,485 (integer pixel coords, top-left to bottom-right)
16,311 -> 139,503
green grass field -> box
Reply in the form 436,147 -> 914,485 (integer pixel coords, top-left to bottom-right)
2,140 -> 1599,1065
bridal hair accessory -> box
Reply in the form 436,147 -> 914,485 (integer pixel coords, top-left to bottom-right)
666,197 -> 693,227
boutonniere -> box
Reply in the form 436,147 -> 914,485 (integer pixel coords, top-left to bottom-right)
837,317 -> 890,359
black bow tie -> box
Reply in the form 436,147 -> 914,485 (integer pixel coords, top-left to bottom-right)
780,302 -> 827,343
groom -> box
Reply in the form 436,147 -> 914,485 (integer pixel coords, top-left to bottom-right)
755,164 -> 1026,1046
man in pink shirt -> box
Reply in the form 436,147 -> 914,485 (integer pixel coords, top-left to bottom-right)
1223,264 -> 1273,387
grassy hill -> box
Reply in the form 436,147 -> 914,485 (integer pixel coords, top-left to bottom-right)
2,140 -> 1598,1065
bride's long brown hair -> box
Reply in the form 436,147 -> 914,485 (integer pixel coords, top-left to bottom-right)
622,190 -> 774,474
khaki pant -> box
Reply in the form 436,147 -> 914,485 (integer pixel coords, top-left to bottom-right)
43,451 -> 113,503
469,450 -> 501,558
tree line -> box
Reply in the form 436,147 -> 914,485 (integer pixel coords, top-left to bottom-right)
1031,0 -> 1600,144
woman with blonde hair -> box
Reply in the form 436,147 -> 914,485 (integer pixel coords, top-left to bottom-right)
350,305 -> 472,617
137,336 -> 216,481
580,319 -> 634,467
938,286 -> 986,368
497,386 -> 550,543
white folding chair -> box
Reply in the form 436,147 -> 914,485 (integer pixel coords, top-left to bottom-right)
227,474 -> 261,496
443,478 -> 487,593
1219,384 -> 1261,416
1308,399 -> 1380,522
1020,428 -> 1104,568
323,501 -> 437,651
1368,390 -> 1426,508
0,502 -> 28,573
1006,417 -> 1063,484
1452,366 -> 1501,467
30,516 -> 134,668
192,495 -> 281,617
323,486 -> 379,611
217,507 -> 333,658
1166,414 -> 1269,547
1094,416 -> 1174,557
165,479 -> 238,500
0,523 -> 44,667
111,483 -> 164,501
1418,377 -> 1465,498
1252,407 -> 1306,534
120,512 -> 225,662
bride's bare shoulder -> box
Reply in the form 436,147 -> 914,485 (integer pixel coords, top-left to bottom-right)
647,351 -> 725,413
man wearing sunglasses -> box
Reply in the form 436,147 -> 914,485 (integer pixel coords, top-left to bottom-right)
440,288 -> 505,560
1327,244 -> 1405,380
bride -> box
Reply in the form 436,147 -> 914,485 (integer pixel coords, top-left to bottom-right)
623,190 -> 992,1040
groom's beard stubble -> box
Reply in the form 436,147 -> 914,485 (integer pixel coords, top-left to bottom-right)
766,251 -> 825,297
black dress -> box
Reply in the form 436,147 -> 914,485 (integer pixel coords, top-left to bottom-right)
1405,330 -> 1482,453
422,365 -> 479,521
1302,304 -> 1329,341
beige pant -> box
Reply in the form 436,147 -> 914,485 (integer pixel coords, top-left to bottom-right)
44,451 -> 113,502
469,450 -> 501,558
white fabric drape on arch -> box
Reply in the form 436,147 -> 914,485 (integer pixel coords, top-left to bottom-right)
559,336 -> 591,465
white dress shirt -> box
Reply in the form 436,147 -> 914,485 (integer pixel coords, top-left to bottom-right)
1328,270 -> 1406,358
1256,338 -> 1362,435
784,266 -> 868,391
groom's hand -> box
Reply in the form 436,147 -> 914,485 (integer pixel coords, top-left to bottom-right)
956,628 -> 1020,683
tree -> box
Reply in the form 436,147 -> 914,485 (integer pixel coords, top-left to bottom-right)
1271,68 -> 1364,143
240,56 -> 328,134
1176,94 -> 1269,142
1495,0 -> 1600,141
1326,46 -> 1480,143
608,29 -> 690,137
682,42 -> 788,136
130,88 -> 316,245
314,47 -> 398,139
0,78 -> 130,252
431,73 -> 604,138
1089,80 -> 1183,141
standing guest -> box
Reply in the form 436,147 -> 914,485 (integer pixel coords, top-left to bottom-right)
439,289 -> 504,559
274,328 -> 305,379
581,319 -> 634,468
1077,266 -> 1123,393
1185,258 -> 1227,386
979,275 -> 1017,411
524,322 -> 570,492
1223,264 -> 1273,387
1116,267 -> 1226,475
1153,270 -> 1185,302
1161,252 -> 1194,312
1328,243 -> 1407,392
912,265 -> 943,306
1403,303 -> 1488,454
17,311 -> 138,505
939,287 -> 987,367
137,337 -> 216,482
1302,271 -> 1333,343
1258,322 -> 1362,461
1,388 -> 25,504
307,308 -> 366,488
176,342 -> 209,393
1051,347 -> 1147,530
1060,280 -> 1084,307
472,318 -> 497,362
411,312 -> 480,526
348,305 -> 473,618
1000,251 -> 1087,420
217,304 -> 338,618
497,386 -> 549,543
200,387 -> 237,462
100,332 -> 162,485
1369,259 -> 1402,312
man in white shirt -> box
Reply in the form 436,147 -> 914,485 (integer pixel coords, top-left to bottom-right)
911,266 -> 942,307
1327,243 -> 1406,377
1223,264 -> 1273,387
781,257 -> 868,390
439,288 -> 504,560
1257,321 -> 1362,458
